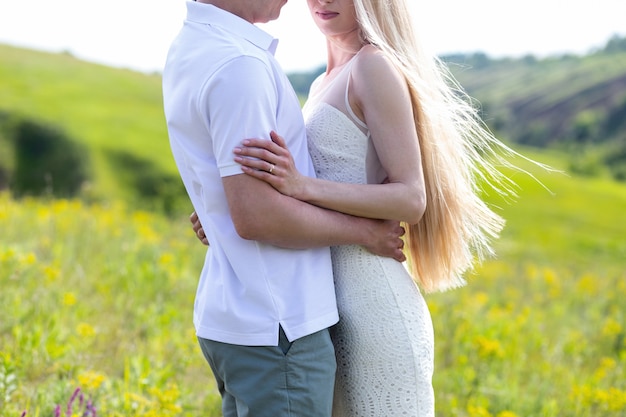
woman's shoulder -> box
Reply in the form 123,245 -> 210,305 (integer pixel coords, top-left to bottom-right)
357,44 -> 383,57
353,45 -> 400,80
352,45 -> 405,96
355,44 -> 385,64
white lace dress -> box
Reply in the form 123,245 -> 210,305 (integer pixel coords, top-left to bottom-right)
302,59 -> 435,417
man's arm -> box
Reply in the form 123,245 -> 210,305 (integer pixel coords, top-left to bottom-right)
201,57 -> 404,260
223,173 -> 406,261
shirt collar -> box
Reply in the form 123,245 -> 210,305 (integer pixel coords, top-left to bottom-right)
186,1 -> 279,55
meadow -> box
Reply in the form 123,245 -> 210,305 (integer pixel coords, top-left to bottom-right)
1,44 -> 625,416
1,155 -> 625,416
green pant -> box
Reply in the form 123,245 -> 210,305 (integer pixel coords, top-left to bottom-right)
198,327 -> 336,417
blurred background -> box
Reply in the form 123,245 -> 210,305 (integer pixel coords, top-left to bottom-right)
1,1 -> 625,416
1,0 -> 625,73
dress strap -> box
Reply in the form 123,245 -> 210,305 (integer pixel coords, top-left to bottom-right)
344,62 -> 368,131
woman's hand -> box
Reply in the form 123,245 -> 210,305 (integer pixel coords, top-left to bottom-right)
234,131 -> 306,199
190,211 -> 209,246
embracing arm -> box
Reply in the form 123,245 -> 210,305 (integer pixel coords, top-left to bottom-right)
236,48 -> 426,225
188,176 -> 406,260
223,173 -> 406,261
195,53 -> 405,260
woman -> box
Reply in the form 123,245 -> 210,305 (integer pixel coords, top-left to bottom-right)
198,0 -> 522,414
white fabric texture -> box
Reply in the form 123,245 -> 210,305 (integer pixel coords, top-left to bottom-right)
162,1 -> 338,346
303,60 -> 436,416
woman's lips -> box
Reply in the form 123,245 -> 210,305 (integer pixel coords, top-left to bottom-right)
317,11 -> 339,20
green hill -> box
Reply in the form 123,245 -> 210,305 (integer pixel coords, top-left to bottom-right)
1,39 -> 625,214
444,48 -> 626,145
0,44 -> 183,212
451,50 -> 626,180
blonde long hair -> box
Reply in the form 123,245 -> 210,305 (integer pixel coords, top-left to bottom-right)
354,0 -> 522,292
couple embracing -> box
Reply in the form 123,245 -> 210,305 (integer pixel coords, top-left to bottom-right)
162,0 -> 512,416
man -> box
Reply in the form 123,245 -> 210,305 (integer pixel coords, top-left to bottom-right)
162,1 -> 405,416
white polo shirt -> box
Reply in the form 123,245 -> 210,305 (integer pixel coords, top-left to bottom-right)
162,1 -> 338,346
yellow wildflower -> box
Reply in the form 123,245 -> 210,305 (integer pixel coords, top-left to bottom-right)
467,404 -> 492,417
496,411 -> 519,417
36,206 -> 50,222
149,383 -> 182,413
23,252 -> 37,265
576,273 -> 598,295
158,252 -> 174,266
137,224 -> 159,243
594,388 -> 610,405
601,317 -> 622,337
593,357 -> 616,381
474,335 -> 504,359
524,264 -> 539,280
474,291 -> 489,309
76,323 -> 96,338
0,248 -> 16,263
77,370 -> 106,390
543,267 -> 557,284
63,292 -> 77,306
571,384 -> 626,412
606,387 -> 626,412
43,265 -> 61,283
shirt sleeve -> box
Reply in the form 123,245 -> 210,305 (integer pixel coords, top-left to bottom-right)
200,55 -> 278,177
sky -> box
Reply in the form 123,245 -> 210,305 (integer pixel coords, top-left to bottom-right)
0,0 -> 624,74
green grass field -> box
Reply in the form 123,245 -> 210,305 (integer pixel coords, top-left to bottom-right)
1,44 -> 625,416
1,157 -> 625,416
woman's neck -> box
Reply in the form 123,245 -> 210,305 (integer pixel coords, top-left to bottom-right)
325,33 -> 364,74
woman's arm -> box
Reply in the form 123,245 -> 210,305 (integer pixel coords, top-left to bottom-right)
235,48 -> 426,225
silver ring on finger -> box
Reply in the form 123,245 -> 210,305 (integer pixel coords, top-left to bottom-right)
269,164 -> 275,174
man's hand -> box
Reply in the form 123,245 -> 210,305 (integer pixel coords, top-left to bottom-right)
190,211 -> 209,246
362,219 -> 406,262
